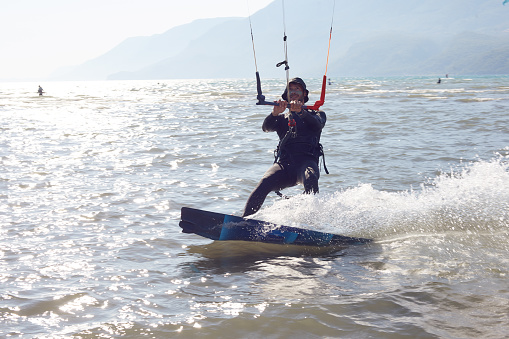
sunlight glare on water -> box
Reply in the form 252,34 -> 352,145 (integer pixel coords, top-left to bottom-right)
1,76 -> 508,338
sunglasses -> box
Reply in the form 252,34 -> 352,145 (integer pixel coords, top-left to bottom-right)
289,88 -> 303,96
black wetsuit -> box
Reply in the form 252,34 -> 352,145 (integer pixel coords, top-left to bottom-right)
242,109 -> 326,217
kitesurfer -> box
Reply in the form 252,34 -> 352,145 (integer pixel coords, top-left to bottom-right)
242,77 -> 326,217
38,85 -> 44,96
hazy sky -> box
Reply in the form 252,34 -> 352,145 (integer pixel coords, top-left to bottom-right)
0,0 -> 274,81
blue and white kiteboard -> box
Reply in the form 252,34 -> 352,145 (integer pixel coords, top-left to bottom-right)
179,207 -> 371,247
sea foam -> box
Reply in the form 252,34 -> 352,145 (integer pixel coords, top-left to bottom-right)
257,155 -> 509,240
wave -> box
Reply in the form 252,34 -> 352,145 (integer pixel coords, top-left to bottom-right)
255,155 -> 509,242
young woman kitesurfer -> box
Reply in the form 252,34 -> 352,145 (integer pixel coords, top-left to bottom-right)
242,77 -> 327,217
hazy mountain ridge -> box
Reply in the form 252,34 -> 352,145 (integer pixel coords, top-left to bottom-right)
420,32 -> 509,75
51,0 -> 509,80
49,17 -> 236,80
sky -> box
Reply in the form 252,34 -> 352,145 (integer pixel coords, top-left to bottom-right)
0,0 -> 274,81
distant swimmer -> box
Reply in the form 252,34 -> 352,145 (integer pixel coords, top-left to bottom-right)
437,78 -> 441,84
38,85 -> 44,96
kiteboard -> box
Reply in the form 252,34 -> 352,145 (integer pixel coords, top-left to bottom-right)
179,207 -> 372,247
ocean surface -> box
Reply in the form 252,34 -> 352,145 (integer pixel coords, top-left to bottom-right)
1,76 -> 508,338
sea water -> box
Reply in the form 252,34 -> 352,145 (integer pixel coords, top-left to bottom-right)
0,76 -> 508,338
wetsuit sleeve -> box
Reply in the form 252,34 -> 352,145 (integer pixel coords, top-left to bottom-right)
300,109 -> 326,131
262,113 -> 282,132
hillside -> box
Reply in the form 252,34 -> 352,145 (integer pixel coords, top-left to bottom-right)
50,0 -> 509,80
49,17 -> 236,80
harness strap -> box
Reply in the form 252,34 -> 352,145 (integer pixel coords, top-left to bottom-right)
319,144 -> 329,174
274,126 -> 294,163
275,190 -> 290,199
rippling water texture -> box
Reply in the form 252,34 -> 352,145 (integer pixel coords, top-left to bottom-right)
1,77 -> 509,338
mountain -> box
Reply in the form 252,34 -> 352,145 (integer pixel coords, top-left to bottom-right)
420,32 -> 509,75
51,0 -> 509,80
49,17 -> 236,80
110,17 -> 249,80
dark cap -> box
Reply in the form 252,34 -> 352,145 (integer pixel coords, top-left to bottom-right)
282,77 -> 309,103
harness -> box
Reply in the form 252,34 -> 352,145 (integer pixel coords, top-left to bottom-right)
273,111 -> 329,175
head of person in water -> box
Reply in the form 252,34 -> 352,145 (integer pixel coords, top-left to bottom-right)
282,77 -> 309,103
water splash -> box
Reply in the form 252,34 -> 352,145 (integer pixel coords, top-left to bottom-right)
257,155 -> 509,241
